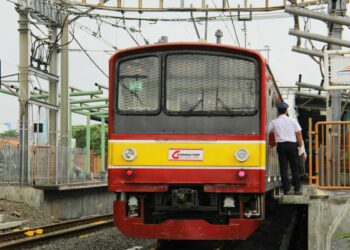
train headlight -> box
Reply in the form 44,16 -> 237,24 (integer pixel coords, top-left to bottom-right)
123,148 -> 137,161
235,148 -> 249,162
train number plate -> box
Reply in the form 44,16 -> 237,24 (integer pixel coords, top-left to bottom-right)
168,149 -> 203,161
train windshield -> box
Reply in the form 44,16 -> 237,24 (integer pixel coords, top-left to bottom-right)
166,54 -> 258,116
117,56 -> 160,114
114,51 -> 260,135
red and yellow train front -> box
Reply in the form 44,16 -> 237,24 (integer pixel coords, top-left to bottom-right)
108,43 -> 267,240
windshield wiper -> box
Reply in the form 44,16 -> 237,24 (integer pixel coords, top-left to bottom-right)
187,98 -> 203,112
216,97 -> 231,112
216,88 -> 231,112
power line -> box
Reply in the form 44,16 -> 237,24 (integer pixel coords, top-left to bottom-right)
210,0 -> 236,44
69,31 -> 108,79
226,1 -> 241,46
75,21 -> 117,50
68,10 -> 292,22
68,48 -> 114,53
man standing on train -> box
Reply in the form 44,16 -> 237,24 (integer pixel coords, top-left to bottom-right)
267,102 -> 305,195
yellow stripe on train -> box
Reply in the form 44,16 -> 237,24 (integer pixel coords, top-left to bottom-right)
108,140 -> 266,168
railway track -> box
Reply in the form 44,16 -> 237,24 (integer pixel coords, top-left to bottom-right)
0,214 -> 113,249
145,205 -> 302,250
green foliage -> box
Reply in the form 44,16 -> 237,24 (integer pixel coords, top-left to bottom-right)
72,124 -> 108,156
337,233 -> 350,248
0,130 -> 19,138
337,233 -> 350,239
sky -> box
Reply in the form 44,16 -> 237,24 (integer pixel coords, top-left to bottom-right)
0,1 -> 349,129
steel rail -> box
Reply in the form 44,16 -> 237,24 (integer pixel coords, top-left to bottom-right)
0,214 -> 113,248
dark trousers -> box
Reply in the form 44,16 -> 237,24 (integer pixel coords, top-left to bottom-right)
277,142 -> 301,192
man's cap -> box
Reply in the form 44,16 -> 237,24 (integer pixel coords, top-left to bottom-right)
276,102 -> 289,109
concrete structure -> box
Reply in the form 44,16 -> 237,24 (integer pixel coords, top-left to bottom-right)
280,186 -> 350,250
0,183 -> 114,219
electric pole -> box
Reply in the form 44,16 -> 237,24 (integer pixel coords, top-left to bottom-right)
60,10 -> 69,150
327,0 -> 346,122
49,26 -> 58,148
17,1 -> 29,184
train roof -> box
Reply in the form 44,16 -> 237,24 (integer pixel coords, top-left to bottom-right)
110,42 -> 265,64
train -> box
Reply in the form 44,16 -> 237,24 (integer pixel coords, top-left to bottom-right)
108,42 -> 282,240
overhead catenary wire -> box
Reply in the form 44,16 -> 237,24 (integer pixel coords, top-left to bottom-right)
210,0 -> 237,45
75,21 -> 118,50
67,9 -> 293,22
302,17 -> 321,65
226,1 -> 241,46
190,10 -> 201,39
30,21 -> 48,37
93,14 -> 147,46
4,0 -> 16,4
68,48 -> 114,54
69,30 -> 108,79
121,13 -> 140,46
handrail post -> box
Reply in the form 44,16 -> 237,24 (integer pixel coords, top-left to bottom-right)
315,123 -> 320,186
308,118 -> 313,185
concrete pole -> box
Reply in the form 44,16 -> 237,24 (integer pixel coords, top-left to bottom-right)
17,3 -> 29,184
326,0 -> 346,187
49,26 -> 58,148
60,11 -> 69,149
327,0 -> 346,122
60,7 -> 70,180
100,116 -> 105,174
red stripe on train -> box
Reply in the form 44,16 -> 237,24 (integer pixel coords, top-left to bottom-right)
108,168 -> 266,193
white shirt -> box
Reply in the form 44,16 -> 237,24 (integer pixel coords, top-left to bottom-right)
267,114 -> 302,143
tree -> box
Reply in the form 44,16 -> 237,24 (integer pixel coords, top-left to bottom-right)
0,130 -> 19,138
72,124 -> 107,156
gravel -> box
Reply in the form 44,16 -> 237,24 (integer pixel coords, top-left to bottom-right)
26,226 -> 156,250
0,199 -> 306,250
0,199 -> 154,250
0,199 -> 60,231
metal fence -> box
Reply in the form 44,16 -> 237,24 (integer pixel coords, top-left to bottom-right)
0,144 -> 21,184
0,144 -> 106,186
309,121 -> 350,189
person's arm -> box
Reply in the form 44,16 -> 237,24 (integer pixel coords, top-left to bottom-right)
296,131 -> 303,147
267,121 -> 273,134
292,118 -> 303,147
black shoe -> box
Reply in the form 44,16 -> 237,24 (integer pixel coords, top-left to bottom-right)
294,190 -> 302,195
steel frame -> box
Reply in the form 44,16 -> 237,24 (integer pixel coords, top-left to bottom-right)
65,0 -> 335,12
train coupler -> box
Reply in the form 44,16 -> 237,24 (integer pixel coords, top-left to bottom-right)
172,188 -> 198,208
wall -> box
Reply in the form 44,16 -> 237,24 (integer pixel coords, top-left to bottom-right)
0,184 -> 115,219
308,194 -> 350,250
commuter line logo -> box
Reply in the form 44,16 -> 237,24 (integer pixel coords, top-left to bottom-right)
168,149 -> 204,161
